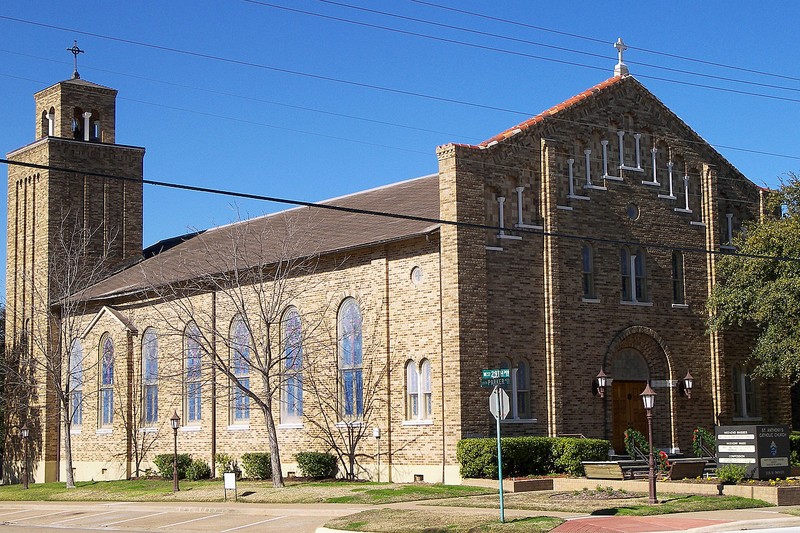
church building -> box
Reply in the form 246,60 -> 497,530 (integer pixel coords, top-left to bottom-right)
4,46 -> 789,484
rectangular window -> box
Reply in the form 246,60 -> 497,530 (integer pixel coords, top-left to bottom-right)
672,251 -> 685,304
582,245 -> 595,299
187,382 -> 201,423
144,385 -> 158,425
733,366 -> 759,419
71,390 -> 83,426
620,249 -> 632,301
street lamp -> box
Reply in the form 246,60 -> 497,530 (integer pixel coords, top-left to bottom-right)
20,424 -> 29,490
170,411 -> 180,492
679,371 -> 694,399
593,369 -> 609,398
640,383 -> 657,504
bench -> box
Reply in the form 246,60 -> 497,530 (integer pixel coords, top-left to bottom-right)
665,459 -> 707,480
582,461 -> 630,480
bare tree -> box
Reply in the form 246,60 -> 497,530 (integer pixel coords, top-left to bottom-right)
7,214 -> 119,488
302,309 -> 389,480
146,212 -> 331,488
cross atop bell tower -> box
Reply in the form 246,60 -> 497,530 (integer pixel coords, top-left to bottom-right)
66,40 -> 84,79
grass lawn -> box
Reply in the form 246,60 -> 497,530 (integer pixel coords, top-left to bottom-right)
424,488 -> 772,515
0,479 -> 492,504
324,509 -> 563,532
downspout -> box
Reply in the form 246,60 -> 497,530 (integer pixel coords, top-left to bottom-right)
211,291 -> 217,478
384,251 -> 392,482
438,234 -> 446,483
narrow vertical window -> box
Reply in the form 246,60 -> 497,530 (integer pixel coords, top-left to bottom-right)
634,248 -> 647,301
185,323 -> 202,424
582,243 -> 595,299
406,360 -> 419,420
420,359 -> 432,420
515,361 -> 530,419
672,251 -> 685,304
230,317 -> 251,423
69,340 -> 83,427
99,335 -> 114,428
339,298 -> 363,419
620,248 -> 632,301
282,307 -> 303,423
733,366 -> 759,419
142,328 -> 158,426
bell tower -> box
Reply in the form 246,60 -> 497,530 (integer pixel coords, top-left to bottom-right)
5,56 -> 145,481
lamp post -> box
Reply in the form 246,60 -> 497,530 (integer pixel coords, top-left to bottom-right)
681,371 -> 694,399
640,383 -> 657,504
594,369 -> 609,398
20,424 -> 29,490
170,411 -> 180,492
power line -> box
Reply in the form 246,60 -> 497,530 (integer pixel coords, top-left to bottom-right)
407,0 -> 800,84
303,0 -> 800,95
2,157 -> 796,263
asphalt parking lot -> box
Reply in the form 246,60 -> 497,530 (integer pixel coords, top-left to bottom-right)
0,501 -> 364,533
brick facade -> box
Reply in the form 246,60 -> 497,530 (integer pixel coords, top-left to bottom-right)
5,73 -> 789,485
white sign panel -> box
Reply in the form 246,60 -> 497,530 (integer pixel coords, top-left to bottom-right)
489,386 -> 510,420
224,472 -> 237,490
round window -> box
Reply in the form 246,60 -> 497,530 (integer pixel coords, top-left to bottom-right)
626,204 -> 640,220
411,266 -> 423,286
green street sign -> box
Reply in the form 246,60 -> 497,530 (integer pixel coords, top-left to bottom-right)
481,368 -> 511,387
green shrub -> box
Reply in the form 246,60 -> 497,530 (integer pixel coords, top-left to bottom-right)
790,432 -> 800,466
716,463 -> 747,484
215,452 -> 238,475
692,427 -> 716,457
153,453 -> 192,479
623,428 -> 649,459
295,451 -> 338,478
185,458 -> 211,480
456,436 -> 610,479
241,452 -> 272,479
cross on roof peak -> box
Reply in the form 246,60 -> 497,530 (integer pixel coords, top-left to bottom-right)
614,37 -> 629,77
67,40 -> 84,79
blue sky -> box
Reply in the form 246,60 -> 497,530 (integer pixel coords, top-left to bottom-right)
2,1 -> 799,298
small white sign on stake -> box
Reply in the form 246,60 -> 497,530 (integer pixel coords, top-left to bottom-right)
224,472 -> 237,501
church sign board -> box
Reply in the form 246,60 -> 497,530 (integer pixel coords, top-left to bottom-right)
716,425 -> 790,480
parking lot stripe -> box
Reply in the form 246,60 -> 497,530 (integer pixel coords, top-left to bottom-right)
13,511 -> 69,522
103,511 -> 168,526
157,513 -> 223,528
51,511 -> 117,524
220,515 -> 287,532
0,509 -> 30,518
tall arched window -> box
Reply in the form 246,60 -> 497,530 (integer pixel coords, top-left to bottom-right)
621,247 -> 647,302
99,335 -> 114,428
405,359 -> 433,421
185,323 -> 202,424
581,243 -> 595,299
230,316 -> 251,423
142,328 -> 158,426
69,339 -> 83,427
672,251 -> 685,304
732,366 -> 759,419
339,298 -> 363,419
282,307 -> 303,424
499,358 -> 532,420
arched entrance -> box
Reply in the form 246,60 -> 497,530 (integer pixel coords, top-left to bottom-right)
610,349 -> 649,452
604,326 -> 674,455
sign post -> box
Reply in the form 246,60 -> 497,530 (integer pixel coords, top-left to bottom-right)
483,372 -> 510,524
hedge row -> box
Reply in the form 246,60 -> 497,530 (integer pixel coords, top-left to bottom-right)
457,437 -> 609,478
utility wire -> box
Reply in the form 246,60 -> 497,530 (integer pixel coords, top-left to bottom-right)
407,0 -> 800,84
2,158 -> 796,263
303,0 -> 800,94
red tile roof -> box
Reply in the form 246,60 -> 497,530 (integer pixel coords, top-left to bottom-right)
474,76 -> 624,148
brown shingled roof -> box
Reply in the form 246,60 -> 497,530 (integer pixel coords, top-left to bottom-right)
78,174 -> 440,301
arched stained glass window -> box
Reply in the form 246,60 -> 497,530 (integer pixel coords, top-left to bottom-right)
69,339 -> 83,426
185,323 -> 202,424
339,298 -> 363,419
230,316 -> 251,423
100,335 -> 114,427
282,307 -> 303,423
142,328 -> 158,426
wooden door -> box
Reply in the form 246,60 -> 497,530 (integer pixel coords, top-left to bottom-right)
612,380 -> 648,454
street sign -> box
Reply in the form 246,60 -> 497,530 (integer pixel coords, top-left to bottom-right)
481,368 -> 511,387
489,386 -> 510,420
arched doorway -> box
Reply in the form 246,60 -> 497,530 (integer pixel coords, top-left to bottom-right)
610,349 -> 649,453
